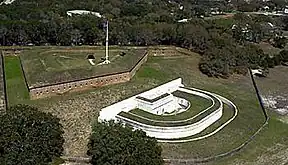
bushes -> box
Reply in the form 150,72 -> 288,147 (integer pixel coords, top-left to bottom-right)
279,49 -> 288,62
87,121 -> 164,165
0,105 -> 64,165
0,0 -> 285,78
272,36 -> 287,49
264,50 -> 288,68
198,41 -> 270,78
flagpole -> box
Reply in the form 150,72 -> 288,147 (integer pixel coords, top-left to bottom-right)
98,19 -> 110,65
105,20 -> 109,62
102,20 -> 110,64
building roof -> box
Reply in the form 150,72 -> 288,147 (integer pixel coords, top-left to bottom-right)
66,10 -> 102,18
0,0 -> 15,5
136,93 -> 170,103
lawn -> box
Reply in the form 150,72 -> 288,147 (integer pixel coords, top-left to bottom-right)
212,113 -> 288,165
3,46 -> 288,164
20,47 -> 146,88
4,56 -> 29,106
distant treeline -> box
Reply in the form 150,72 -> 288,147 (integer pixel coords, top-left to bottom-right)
0,0 -> 288,77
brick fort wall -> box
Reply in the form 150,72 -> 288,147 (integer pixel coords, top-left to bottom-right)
30,51 -> 148,99
148,46 -> 178,56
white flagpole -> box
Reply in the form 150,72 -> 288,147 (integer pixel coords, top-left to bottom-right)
103,20 -> 110,64
105,20 -> 109,62
98,19 -> 110,65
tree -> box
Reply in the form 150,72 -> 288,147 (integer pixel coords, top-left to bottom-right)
0,105 -> 64,165
87,121 -> 164,165
272,36 -> 287,48
279,50 -> 288,62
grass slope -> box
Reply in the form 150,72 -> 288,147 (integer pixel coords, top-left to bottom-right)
4,56 -> 29,106
212,113 -> 288,165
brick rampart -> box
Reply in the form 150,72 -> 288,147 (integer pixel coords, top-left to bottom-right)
30,51 -> 148,99
148,46 -> 178,56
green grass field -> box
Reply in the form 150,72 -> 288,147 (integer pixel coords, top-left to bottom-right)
4,56 -> 29,106
212,113 -> 288,165
2,46 -> 288,164
20,47 -> 146,88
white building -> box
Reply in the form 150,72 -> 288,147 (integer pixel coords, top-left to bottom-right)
177,19 -> 189,23
66,10 -> 102,18
285,7 -> 288,14
0,0 -> 16,5
98,78 -> 184,121
136,93 -> 181,115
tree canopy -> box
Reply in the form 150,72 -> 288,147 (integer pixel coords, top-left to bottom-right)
87,121 -> 164,165
0,0 -> 287,77
0,105 -> 64,165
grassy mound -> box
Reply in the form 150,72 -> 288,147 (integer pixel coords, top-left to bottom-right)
20,47 -> 146,88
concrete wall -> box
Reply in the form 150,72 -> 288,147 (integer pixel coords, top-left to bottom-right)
99,97 -> 138,122
176,97 -> 190,107
137,95 -> 179,115
138,78 -> 184,99
98,78 -> 184,121
30,51 -> 148,99
116,106 -> 222,139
